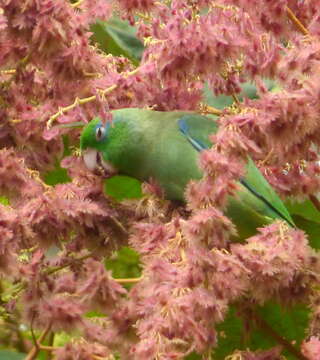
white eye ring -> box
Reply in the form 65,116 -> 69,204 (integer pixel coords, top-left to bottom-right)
95,126 -> 106,141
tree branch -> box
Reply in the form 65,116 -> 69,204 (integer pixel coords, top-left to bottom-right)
114,276 -> 142,284
25,323 -> 52,360
47,68 -> 140,128
286,6 -> 309,36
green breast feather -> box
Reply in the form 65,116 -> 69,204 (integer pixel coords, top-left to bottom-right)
80,108 -> 294,239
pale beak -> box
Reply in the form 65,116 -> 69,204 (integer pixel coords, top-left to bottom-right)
83,148 -> 98,171
82,148 -> 117,176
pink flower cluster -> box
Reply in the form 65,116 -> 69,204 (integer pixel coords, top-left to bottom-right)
1,0 -> 320,359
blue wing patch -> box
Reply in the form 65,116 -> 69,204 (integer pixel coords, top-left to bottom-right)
178,118 -> 208,151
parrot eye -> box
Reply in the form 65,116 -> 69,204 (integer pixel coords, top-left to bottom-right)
95,126 -> 106,141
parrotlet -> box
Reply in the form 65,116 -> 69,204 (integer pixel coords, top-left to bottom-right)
80,108 -> 294,238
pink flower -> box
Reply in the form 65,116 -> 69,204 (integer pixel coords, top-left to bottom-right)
76,259 -> 127,311
302,337 -> 320,360
182,208 -> 236,249
0,11 -> 7,30
228,347 -> 283,360
35,296 -> 85,331
117,0 -> 154,13
232,223 -> 312,302
0,204 -> 19,275
53,341 -> 111,360
187,151 -> 245,210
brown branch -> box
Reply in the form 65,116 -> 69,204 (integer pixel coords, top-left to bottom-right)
25,323 -> 52,360
44,252 -> 94,276
114,276 -> 143,284
199,104 -> 223,116
0,69 -> 16,75
47,68 -> 140,128
37,345 -> 56,351
286,6 -> 309,36
108,215 -> 128,236
231,93 -> 241,106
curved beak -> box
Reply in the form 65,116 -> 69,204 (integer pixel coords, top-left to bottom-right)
82,148 -> 117,176
83,148 -> 98,171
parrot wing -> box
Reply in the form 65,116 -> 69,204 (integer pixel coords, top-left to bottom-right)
178,116 -> 295,228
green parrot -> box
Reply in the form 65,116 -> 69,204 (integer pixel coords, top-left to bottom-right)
80,108 -> 294,239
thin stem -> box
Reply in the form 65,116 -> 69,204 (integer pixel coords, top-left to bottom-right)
258,147 -> 274,166
231,93 -> 240,106
38,345 -> 56,351
114,276 -> 143,284
108,215 -> 128,235
199,104 -> 223,116
286,6 -> 309,36
1,54 -> 30,88
47,68 -> 140,128
44,252 -> 93,276
0,69 -> 16,75
30,313 -> 37,350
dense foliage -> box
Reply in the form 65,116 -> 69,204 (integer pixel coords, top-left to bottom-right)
1,0 -> 320,359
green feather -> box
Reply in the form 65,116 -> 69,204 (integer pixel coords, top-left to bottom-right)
80,108 -> 295,237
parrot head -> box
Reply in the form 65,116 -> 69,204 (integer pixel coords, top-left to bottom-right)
80,117 -> 117,177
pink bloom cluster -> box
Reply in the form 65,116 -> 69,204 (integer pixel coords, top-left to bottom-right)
1,0 -> 320,359
302,337 -> 320,360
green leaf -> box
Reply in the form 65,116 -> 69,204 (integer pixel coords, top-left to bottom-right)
0,350 -> 25,360
53,332 -> 73,347
0,196 -> 9,205
104,175 -> 142,201
105,246 -> 141,280
115,246 -> 140,264
91,18 -> 144,63
252,302 -> 308,357
214,302 -> 309,359
43,136 -> 72,186
85,310 -> 106,318
43,165 -> 71,186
